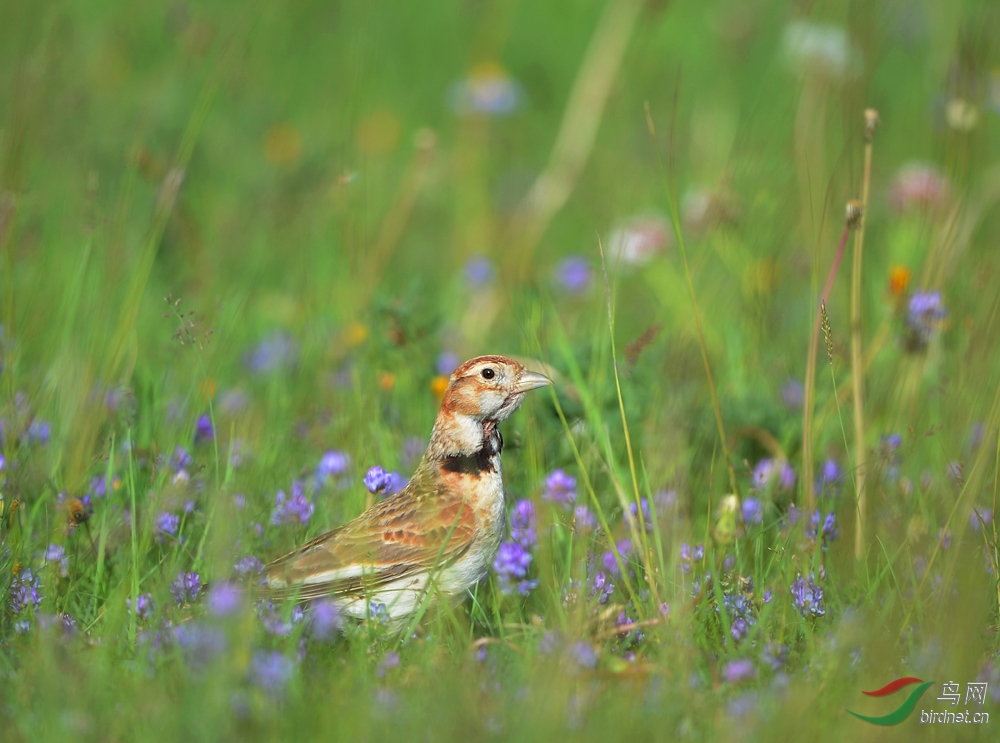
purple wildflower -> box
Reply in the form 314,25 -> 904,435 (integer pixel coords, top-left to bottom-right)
257,600 -> 304,636
570,641 -> 598,670
816,459 -> 841,493
464,255 -> 495,287
970,507 -> 993,532
543,469 -> 577,508
653,489 -> 677,512
602,539 -> 634,576
9,569 -> 41,615
156,512 -> 180,540
250,651 -> 295,693
753,459 -> 796,492
628,498 -> 653,531
493,541 -> 537,596
510,499 -> 537,549
377,651 -> 401,679
315,451 -> 350,484
790,574 -> 825,617
172,623 -> 227,668
170,571 -> 202,605
723,659 -> 756,683
781,379 -> 804,409
245,332 -> 298,374
194,414 -> 214,445
306,600 -> 341,641
207,582 -> 244,617
741,497 -> 764,525
170,446 -> 192,473
364,465 -> 391,493
368,602 -> 390,625
127,593 -> 155,621
573,504 -> 596,531
234,556 -> 264,577
590,571 -> 614,604
906,290 -> 947,347
679,543 -> 704,573
731,617 -> 749,642
270,485 -> 314,526
26,420 -> 51,445
554,257 -> 592,293
437,351 -> 460,376
762,643 -> 789,671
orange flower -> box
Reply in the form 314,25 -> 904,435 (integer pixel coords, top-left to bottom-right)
430,375 -> 449,399
379,372 -> 396,392
889,266 -> 910,296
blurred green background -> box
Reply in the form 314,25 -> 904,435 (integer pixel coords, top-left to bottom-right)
2,0 -> 1000,740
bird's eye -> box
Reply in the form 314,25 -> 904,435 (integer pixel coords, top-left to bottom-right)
481,368 -> 495,380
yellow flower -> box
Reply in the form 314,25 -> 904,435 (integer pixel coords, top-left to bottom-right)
264,123 -> 302,165
343,322 -> 368,348
431,375 -> 449,399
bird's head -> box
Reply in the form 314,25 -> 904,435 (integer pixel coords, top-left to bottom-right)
429,355 -> 552,457
442,355 -> 552,422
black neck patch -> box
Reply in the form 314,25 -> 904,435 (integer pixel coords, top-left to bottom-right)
441,423 -> 502,476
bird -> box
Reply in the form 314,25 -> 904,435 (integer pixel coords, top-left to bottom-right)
263,355 -> 552,630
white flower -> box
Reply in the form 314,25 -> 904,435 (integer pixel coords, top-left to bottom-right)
783,20 -> 860,80
605,214 -> 672,267
449,62 -> 522,116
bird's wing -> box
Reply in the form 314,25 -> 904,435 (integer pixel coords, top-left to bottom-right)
264,476 -> 477,601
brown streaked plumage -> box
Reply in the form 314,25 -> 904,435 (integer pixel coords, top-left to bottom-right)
264,355 -> 552,629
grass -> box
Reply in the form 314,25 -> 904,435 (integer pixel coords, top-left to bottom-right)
2,0 -> 1000,739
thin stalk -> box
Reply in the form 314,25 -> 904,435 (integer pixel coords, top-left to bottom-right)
802,210 -> 857,511
852,110 -> 878,561
644,103 -> 740,500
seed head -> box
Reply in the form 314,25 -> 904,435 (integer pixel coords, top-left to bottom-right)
863,108 -> 880,142
845,199 -> 863,229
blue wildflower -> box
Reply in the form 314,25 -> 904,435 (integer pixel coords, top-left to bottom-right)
628,498 -> 654,531
510,499 -> 537,549
906,290 -> 947,346
573,504 -> 596,531
127,593 -> 155,621
464,255 -> 495,287
368,601 -> 390,625
245,332 -> 298,374
250,651 -> 295,693
9,569 -> 41,615
26,420 -> 51,445
194,414 -> 214,444
207,582 -> 243,617
170,571 -> 202,605
364,466 -> 404,496
554,257 -> 592,293
723,659 -> 756,683
493,542 -> 537,596
156,512 -> 180,541
762,643 -> 789,671
543,469 -> 577,507
234,556 -> 264,577
590,571 -> 614,604
306,600 -> 341,641
741,497 -> 764,525
790,574 -> 825,617
270,484 -> 314,526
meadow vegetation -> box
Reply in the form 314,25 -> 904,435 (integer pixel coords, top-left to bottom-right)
2,0 -> 1000,740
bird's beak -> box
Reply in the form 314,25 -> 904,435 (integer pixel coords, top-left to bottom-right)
515,370 -> 554,393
